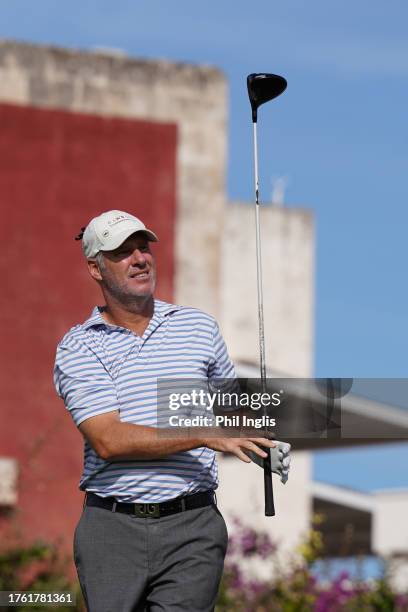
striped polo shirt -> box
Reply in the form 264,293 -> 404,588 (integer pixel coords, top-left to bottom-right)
54,299 -> 235,503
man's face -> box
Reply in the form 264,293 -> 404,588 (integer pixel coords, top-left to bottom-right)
89,232 -> 156,302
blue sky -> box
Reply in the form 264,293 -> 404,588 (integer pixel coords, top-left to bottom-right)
1,0 -> 407,490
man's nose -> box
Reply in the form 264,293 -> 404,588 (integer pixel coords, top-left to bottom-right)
130,249 -> 147,265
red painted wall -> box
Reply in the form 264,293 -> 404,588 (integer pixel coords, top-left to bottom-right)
0,103 -> 177,563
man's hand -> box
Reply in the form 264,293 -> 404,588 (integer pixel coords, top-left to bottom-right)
249,440 -> 292,483
203,437 -> 276,463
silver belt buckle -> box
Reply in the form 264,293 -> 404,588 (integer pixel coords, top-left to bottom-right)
134,503 -> 160,518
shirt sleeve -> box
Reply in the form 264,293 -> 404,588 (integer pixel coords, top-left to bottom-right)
54,342 -> 119,427
208,321 -> 236,380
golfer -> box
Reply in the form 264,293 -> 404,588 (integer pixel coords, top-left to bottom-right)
54,210 -> 276,612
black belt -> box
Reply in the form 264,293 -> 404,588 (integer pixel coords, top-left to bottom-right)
85,490 -> 215,518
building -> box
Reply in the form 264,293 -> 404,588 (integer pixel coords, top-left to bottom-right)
0,40 -> 406,587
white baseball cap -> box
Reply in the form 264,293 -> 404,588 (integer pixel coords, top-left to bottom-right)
80,210 -> 159,258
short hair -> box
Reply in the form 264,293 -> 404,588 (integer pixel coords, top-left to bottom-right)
95,252 -> 106,271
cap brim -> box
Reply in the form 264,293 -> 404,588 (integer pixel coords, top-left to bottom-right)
100,227 -> 159,252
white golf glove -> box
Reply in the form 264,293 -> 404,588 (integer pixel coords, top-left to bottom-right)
270,441 -> 291,484
249,440 -> 291,484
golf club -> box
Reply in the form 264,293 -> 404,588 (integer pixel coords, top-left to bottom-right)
247,73 -> 287,516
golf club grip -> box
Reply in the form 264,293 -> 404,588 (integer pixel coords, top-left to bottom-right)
264,452 -> 275,516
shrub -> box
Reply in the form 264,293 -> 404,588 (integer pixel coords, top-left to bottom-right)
0,540 -> 84,611
216,518 -> 408,612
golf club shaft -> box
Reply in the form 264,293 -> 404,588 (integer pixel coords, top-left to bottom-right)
253,122 -> 275,517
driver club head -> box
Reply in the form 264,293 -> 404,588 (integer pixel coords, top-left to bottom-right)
247,73 -> 287,122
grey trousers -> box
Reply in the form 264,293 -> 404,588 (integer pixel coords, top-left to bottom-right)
73,500 -> 228,612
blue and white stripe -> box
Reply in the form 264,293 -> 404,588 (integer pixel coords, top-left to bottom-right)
54,300 -> 235,503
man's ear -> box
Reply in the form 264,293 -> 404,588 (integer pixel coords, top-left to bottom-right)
87,259 -> 103,282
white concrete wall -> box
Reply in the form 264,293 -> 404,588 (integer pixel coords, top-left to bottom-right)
217,450 -> 312,554
373,490 -> 408,555
221,203 -> 314,376
373,490 -> 408,591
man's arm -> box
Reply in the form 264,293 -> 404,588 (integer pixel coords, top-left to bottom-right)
79,410 -> 276,463
56,333 -> 276,464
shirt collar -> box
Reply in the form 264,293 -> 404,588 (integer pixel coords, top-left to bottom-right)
82,299 -> 182,330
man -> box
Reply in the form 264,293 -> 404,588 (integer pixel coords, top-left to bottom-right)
54,210 -> 279,612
